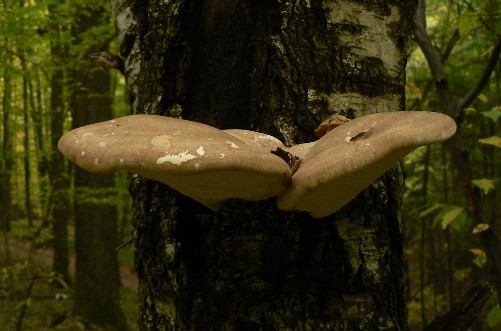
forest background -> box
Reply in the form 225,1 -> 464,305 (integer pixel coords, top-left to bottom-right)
0,0 -> 500,330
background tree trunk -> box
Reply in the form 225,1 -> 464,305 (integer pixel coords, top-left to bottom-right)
20,54 -> 34,228
112,0 -> 416,329
71,3 -> 127,329
1,58 -> 13,232
48,0 -> 72,286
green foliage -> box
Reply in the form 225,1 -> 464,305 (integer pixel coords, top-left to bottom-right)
479,136 -> 501,149
414,203 -> 470,232
483,107 -> 501,123
407,285 -> 449,327
472,223 -> 490,234
439,206 -> 466,230
0,0 -> 126,217
405,0 -> 500,328
1,260 -> 30,285
457,13 -> 479,36
0,220 -> 138,330
472,178 -> 495,195
453,268 -> 472,282
487,305 -> 501,328
469,248 -> 487,268
1,0 -> 132,329
75,186 -> 120,206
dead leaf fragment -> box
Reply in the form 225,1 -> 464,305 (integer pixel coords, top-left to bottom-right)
314,114 -> 350,138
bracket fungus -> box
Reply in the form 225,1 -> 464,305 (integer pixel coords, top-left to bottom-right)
276,111 -> 457,218
59,111 -> 456,218
58,115 -> 292,211
224,129 -> 285,152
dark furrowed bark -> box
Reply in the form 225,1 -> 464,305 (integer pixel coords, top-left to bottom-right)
112,1 -> 416,329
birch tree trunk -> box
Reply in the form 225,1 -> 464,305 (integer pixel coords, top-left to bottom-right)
111,1 -> 416,329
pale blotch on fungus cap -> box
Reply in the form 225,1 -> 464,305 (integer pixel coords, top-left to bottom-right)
276,111 -> 457,218
58,114 -> 292,210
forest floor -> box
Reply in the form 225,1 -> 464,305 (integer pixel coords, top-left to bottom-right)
6,238 -> 138,290
1,220 -> 139,330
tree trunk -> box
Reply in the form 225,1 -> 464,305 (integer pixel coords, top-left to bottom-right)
112,0 -> 415,329
21,59 -> 34,228
70,3 -> 127,330
1,58 -> 13,232
48,1 -> 72,286
1,15 -> 14,231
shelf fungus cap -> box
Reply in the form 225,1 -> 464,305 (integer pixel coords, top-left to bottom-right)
277,111 -> 457,218
224,129 -> 286,152
285,142 -> 316,160
225,130 -> 315,167
58,114 -> 292,210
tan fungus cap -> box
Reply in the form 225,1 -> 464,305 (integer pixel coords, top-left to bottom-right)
276,111 -> 457,218
224,129 -> 285,151
58,115 -> 292,210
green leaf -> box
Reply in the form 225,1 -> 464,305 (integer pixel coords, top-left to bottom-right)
470,248 -> 487,268
483,108 -> 501,122
450,212 -> 470,233
419,204 -> 442,218
458,14 -> 478,36
469,248 -> 484,256
472,223 -> 489,234
441,207 -> 464,229
487,305 -> 501,327
472,255 -> 486,268
431,206 -> 448,229
453,268 -> 471,282
477,93 -> 488,103
472,178 -> 495,195
479,136 -> 501,149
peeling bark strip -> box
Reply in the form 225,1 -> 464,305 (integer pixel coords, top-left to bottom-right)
111,0 -> 416,329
